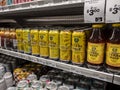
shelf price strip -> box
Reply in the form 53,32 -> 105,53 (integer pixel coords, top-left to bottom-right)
84,0 -> 105,23
106,0 -> 120,23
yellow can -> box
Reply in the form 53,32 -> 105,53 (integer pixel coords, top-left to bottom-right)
72,30 -> 86,65
23,28 -> 31,54
16,29 -> 24,52
39,29 -> 49,57
30,29 -> 39,56
60,30 -> 72,62
49,30 -> 59,60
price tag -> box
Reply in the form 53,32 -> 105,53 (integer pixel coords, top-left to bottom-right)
106,0 -> 120,23
84,0 -> 105,23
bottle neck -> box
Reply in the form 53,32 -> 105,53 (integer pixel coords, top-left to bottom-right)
89,28 -> 104,43
109,27 -> 120,43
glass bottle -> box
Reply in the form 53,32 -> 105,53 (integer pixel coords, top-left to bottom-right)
106,24 -> 120,73
87,24 -> 105,70
10,28 -> 17,51
1,28 -> 5,48
4,28 -> 10,49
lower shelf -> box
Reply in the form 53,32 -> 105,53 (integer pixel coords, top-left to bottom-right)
0,48 -> 118,85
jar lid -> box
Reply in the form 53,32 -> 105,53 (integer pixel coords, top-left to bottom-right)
92,24 -> 104,28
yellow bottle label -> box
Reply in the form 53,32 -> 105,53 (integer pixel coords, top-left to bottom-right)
87,42 -> 105,64
106,43 -> 120,67
39,30 -> 49,57
60,31 -> 71,61
49,31 -> 59,59
31,30 -> 39,55
72,32 -> 86,64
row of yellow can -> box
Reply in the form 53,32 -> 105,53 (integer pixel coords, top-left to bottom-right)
16,28 -> 91,64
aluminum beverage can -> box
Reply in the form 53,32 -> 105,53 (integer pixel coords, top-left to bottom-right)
60,30 -> 72,62
39,29 -> 49,58
49,30 -> 59,60
72,30 -> 86,65
30,29 -> 39,56
23,28 -> 31,54
16,29 -> 24,52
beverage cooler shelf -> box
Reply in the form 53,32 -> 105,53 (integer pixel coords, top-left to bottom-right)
0,48 -> 117,85
0,0 -> 84,19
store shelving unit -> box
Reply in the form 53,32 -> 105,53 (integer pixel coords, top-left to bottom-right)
0,48 -> 113,83
0,0 -> 120,86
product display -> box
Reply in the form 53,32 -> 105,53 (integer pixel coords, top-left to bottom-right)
23,28 -> 31,54
16,29 -> 24,52
49,29 -> 59,60
87,24 -> 105,70
72,30 -> 86,65
30,29 -> 39,56
0,26 -> 120,72
106,24 -> 120,73
60,30 -> 72,62
39,29 -> 49,58
0,0 -> 120,89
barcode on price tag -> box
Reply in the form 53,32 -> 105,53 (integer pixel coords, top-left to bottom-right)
84,0 -> 105,23
106,0 -> 120,23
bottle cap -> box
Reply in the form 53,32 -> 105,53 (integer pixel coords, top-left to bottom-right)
112,24 -> 120,27
92,24 -> 104,28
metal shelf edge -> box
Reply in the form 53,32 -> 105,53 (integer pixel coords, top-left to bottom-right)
0,48 -> 114,83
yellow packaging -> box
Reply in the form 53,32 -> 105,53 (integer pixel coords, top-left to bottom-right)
30,29 -> 39,56
72,31 -> 86,64
87,42 -> 105,64
23,29 -> 31,54
16,29 -> 24,52
106,43 -> 120,67
49,30 -> 59,59
60,30 -> 71,61
39,30 -> 49,57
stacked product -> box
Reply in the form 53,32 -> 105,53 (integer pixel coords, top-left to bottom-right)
0,24 -> 120,74
7,69 -> 107,90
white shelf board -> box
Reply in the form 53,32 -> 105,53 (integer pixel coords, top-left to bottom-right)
0,48 -> 114,83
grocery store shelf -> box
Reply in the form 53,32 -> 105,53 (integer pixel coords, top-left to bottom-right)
0,15 -> 84,27
0,0 -> 84,19
24,15 -> 84,26
0,48 -> 114,83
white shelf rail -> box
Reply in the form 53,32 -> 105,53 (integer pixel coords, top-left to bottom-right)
0,48 -> 114,84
